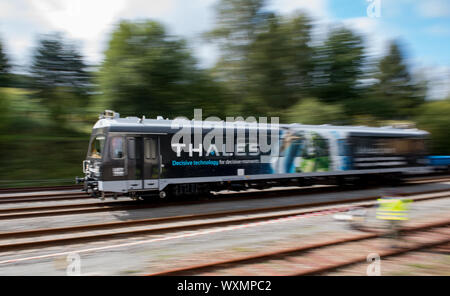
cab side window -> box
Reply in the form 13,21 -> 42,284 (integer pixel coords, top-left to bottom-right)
90,135 -> 105,159
144,138 -> 156,159
111,136 -> 124,159
128,138 -> 141,160
128,138 -> 136,159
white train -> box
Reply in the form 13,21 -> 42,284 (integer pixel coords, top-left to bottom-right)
77,111 -> 429,199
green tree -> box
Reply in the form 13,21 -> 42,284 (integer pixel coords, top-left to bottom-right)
30,33 -> 91,125
369,41 -> 426,119
245,13 -> 313,114
0,39 -> 11,87
415,98 -> 450,155
206,0 -> 268,98
206,0 -> 268,63
0,90 -> 10,132
285,98 -> 345,125
97,20 -> 226,119
311,27 -> 365,115
207,3 -> 315,117
31,33 -> 90,94
0,39 -> 12,143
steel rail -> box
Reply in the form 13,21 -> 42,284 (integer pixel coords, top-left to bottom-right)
146,219 -> 450,276
0,191 -> 448,253
0,175 -> 447,208
0,194 -> 92,205
0,185 -> 82,193
0,179 -> 449,220
0,173 -> 448,195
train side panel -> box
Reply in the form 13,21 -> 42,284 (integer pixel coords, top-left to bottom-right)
79,113 -> 430,197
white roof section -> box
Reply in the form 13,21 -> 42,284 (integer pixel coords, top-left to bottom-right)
92,111 -> 429,136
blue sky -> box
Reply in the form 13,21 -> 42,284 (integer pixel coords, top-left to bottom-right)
329,0 -> 450,65
327,0 -> 450,99
0,0 -> 449,99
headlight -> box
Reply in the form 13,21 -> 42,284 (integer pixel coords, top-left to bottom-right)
82,160 -> 90,174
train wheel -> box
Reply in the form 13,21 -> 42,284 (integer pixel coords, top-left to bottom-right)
159,190 -> 167,199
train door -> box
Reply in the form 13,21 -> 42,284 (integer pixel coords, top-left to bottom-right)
143,136 -> 160,189
126,136 -> 143,190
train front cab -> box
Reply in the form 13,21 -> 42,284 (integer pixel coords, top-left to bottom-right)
83,131 -> 162,198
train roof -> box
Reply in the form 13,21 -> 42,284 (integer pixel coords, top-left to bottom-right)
92,110 -> 429,137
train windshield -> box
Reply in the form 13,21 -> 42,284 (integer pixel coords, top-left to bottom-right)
89,135 -> 106,159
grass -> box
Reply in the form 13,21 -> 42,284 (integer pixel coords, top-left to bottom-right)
0,87 -> 94,187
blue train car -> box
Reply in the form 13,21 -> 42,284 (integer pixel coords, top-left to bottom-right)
427,156 -> 450,171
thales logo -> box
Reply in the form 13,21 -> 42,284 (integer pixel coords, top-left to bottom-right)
169,109 -> 280,159
171,143 -> 260,157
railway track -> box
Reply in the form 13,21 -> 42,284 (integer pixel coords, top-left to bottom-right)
0,189 -> 448,254
0,173 -> 447,194
0,199 -> 141,220
0,192 -> 91,205
0,174 -> 449,203
0,184 -> 82,194
0,175 -> 449,219
0,183 -> 449,222
407,176 -> 450,184
146,218 -> 450,276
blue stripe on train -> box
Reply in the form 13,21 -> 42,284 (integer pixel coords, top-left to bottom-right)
427,156 -> 450,166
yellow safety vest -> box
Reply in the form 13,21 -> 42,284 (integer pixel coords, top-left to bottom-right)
376,197 -> 412,221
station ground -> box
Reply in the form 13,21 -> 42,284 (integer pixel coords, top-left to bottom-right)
0,182 -> 448,275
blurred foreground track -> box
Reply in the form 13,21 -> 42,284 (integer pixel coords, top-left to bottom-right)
0,192 -> 91,205
0,184 -> 82,193
147,218 -> 450,276
0,189 -> 448,254
0,174 -> 448,194
0,175 -> 449,220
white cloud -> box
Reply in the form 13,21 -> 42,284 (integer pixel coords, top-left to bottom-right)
29,0 -> 126,40
341,17 -> 389,57
121,0 -> 218,67
417,65 -> 450,100
417,0 -> 450,18
1,0 -> 330,66
0,0 -> 448,100
0,1 -> 15,18
269,0 -> 329,19
120,0 -> 176,20
424,24 -> 450,37
0,0 -> 219,65
26,0 -> 127,63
